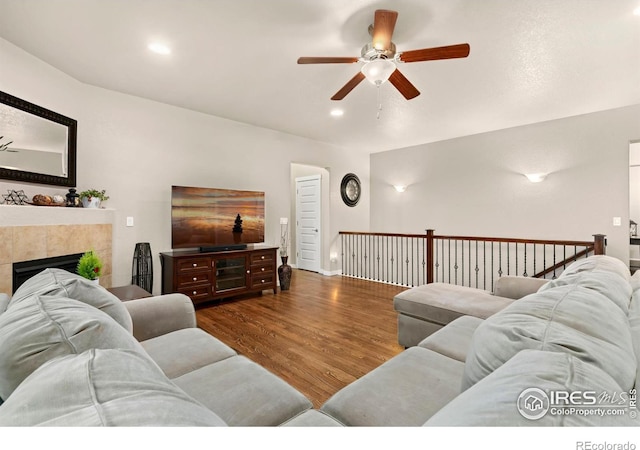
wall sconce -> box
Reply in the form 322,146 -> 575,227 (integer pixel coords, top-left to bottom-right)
393,185 -> 407,192
524,173 -> 548,183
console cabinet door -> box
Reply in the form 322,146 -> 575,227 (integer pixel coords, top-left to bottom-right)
213,255 -> 248,294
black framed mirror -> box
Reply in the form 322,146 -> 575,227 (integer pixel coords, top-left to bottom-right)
0,90 -> 77,187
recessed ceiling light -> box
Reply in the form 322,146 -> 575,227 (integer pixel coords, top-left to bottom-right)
330,109 -> 344,117
148,42 -> 171,55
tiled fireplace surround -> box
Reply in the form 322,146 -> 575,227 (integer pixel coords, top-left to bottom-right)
0,205 -> 114,294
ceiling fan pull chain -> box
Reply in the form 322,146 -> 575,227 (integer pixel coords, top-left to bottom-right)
376,85 -> 383,119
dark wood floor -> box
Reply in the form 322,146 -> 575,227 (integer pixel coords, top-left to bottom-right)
195,269 -> 407,408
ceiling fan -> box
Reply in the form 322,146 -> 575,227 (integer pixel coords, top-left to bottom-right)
297,9 -> 470,101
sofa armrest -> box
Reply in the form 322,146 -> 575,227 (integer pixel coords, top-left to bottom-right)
124,293 -> 196,342
493,276 -> 549,300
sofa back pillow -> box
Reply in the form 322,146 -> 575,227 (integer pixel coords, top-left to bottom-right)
0,349 -> 227,426
538,270 -> 632,314
427,349 -> 638,426
0,295 -> 143,400
10,268 -> 132,332
493,276 -> 549,300
629,279 -> 640,390
463,283 -> 637,393
556,255 -> 630,283
0,293 -> 9,316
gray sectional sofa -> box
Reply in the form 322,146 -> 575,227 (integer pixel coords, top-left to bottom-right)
1,255 -> 639,426
321,255 -> 640,426
0,269 -> 338,426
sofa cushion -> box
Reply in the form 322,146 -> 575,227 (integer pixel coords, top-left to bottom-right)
280,409 -> 344,427
394,282 -> 514,324
426,349 -> 638,426
10,268 -> 132,332
418,315 -> 483,362
173,355 -> 313,426
141,327 -> 237,379
463,283 -> 637,392
0,295 -> 142,400
0,349 -> 227,426
320,347 -> 465,426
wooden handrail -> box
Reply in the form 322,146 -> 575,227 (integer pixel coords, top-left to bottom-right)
339,231 -> 428,239
339,230 -> 602,250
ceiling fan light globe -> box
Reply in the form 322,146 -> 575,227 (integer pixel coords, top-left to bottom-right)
361,59 -> 396,85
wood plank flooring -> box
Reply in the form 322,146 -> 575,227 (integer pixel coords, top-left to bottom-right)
195,269 -> 407,408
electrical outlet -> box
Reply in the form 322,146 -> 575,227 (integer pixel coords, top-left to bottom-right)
613,217 -> 621,227
126,217 -> 134,227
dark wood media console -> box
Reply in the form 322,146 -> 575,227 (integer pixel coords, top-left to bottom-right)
160,246 -> 278,305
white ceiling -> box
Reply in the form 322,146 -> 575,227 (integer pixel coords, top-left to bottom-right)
1,0 -> 639,154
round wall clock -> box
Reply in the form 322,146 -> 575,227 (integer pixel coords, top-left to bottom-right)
340,173 -> 361,207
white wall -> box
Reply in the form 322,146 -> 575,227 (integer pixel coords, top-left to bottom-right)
0,38 -> 370,293
370,105 -> 640,264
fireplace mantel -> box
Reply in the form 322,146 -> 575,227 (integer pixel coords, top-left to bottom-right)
0,204 -> 114,226
0,204 -> 114,293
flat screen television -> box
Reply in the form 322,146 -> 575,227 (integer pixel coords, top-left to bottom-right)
171,185 -> 265,251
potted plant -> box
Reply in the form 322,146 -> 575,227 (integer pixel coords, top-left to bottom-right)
76,250 -> 103,284
79,189 -> 109,208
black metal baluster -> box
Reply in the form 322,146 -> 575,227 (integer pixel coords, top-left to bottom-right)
475,241 -> 480,288
491,242 -> 495,291
434,238 -> 440,283
553,245 -> 557,279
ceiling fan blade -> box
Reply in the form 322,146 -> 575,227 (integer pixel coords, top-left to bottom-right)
372,9 -> 398,51
399,43 -> 470,63
388,69 -> 420,100
297,56 -> 359,64
331,72 -> 366,100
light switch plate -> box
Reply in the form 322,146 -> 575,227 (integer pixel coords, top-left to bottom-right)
613,217 -> 622,226
126,217 -> 134,227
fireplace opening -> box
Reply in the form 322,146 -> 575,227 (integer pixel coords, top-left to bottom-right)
12,253 -> 84,294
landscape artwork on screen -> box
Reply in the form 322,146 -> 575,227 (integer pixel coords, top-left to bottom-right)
171,186 -> 265,249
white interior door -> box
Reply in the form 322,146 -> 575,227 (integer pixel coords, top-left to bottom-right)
296,175 -> 321,273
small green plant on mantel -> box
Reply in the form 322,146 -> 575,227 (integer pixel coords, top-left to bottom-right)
79,189 -> 109,202
77,250 -> 103,280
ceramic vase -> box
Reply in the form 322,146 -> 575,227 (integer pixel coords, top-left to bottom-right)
277,256 -> 292,291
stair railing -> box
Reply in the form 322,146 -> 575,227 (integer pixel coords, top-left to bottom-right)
339,230 -> 605,291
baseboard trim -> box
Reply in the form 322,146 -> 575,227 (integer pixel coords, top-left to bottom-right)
283,263 -> 341,277
320,269 -> 342,277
